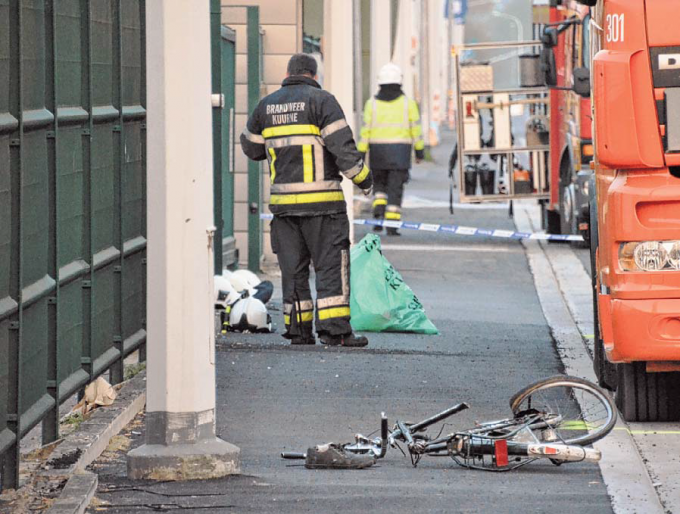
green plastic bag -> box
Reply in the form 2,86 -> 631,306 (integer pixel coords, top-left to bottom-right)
350,234 -> 439,334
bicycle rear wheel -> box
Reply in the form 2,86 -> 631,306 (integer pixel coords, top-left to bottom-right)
509,375 -> 617,446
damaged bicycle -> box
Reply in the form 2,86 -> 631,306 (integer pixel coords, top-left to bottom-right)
281,375 -> 617,471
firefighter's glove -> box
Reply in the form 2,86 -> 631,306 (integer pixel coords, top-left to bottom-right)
363,185 -> 374,197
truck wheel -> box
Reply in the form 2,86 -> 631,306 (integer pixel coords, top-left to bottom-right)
559,181 -> 575,237
616,363 -> 680,421
570,210 -> 589,249
558,155 -> 580,245
545,208 -> 561,236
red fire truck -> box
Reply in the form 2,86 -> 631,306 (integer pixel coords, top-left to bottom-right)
582,0 -> 680,421
542,0 -> 594,245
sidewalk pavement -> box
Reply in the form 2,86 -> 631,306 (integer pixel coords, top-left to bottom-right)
84,133 -> 612,513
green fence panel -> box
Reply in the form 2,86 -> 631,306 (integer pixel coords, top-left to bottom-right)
246,7 -> 261,272
120,0 -> 146,357
0,0 -> 13,485
0,0 -> 146,491
221,27 -> 236,268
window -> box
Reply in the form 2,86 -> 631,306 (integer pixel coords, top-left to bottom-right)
303,0 -> 323,55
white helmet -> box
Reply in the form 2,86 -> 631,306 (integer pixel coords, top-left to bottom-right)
377,63 -> 403,85
222,269 -> 274,304
232,269 -> 261,289
228,297 -> 272,333
214,275 -> 241,309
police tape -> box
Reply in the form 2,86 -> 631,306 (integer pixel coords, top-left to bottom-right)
259,213 -> 585,242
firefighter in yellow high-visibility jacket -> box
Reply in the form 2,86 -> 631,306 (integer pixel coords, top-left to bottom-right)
358,63 -> 425,236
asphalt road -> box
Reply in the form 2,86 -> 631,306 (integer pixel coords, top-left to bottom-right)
88,134 -> 613,513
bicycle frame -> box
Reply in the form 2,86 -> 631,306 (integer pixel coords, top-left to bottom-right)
348,403 -> 600,469
281,386 -> 606,471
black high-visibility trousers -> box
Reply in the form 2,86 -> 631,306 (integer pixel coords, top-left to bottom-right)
270,213 -> 352,338
372,169 -> 409,221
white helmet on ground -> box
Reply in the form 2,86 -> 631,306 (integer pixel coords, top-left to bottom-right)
228,296 -> 272,333
230,269 -> 261,290
377,63 -> 403,85
214,275 -> 241,309
222,268 -> 274,304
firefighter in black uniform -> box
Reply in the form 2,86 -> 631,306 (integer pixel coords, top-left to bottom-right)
241,54 -> 372,347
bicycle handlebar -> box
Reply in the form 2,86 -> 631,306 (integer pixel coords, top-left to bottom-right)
409,402 -> 470,433
390,402 -> 470,443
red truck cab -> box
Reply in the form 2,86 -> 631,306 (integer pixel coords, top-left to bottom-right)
586,0 -> 680,421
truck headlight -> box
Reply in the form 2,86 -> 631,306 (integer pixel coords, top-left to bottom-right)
619,241 -> 680,271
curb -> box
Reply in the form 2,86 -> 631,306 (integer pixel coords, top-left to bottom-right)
45,473 -> 97,514
514,202 -> 665,514
43,371 -> 147,514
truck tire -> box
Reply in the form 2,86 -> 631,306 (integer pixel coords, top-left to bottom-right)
544,208 -> 561,236
589,185 -> 617,389
570,213 -> 589,249
558,177 -> 574,237
557,153 -> 590,248
616,363 -> 680,422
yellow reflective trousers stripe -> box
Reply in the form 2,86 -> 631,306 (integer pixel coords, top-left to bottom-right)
262,124 -> 321,138
385,211 -> 402,220
317,306 -> 351,320
302,144 -> 314,182
270,191 -> 345,205
284,312 -> 314,325
268,148 -> 277,185
352,165 -> 370,185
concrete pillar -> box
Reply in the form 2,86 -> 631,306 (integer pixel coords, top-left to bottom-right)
127,0 -> 240,480
392,0 -> 415,98
324,0 -> 355,241
419,0 -> 431,148
370,0 -> 392,96
428,0 -> 445,144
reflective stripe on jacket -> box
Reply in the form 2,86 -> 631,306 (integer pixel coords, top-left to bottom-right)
240,76 -> 372,216
358,95 -> 424,170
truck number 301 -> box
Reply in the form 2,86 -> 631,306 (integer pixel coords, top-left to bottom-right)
606,13 -> 625,43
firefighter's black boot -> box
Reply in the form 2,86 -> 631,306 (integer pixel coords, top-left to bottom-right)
373,203 -> 385,232
386,227 -> 401,237
320,333 -> 369,347
291,334 -> 316,345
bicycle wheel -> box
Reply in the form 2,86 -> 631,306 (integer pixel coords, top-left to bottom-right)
509,375 -> 617,446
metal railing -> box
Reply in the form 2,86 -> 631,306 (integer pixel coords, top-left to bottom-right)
0,0 -> 147,490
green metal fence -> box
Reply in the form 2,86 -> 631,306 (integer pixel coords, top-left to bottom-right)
212,0 -> 237,273
0,0 -> 240,491
220,28 -> 237,269
0,0 -> 147,490
246,6 -> 262,273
